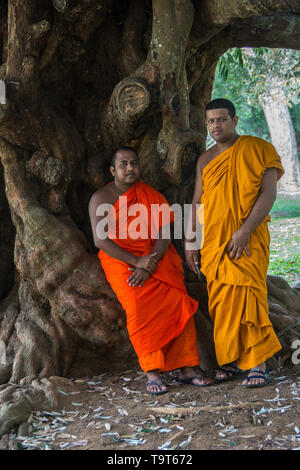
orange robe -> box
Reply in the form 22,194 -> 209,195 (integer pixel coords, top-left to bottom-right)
199,136 -> 284,370
99,180 -> 199,372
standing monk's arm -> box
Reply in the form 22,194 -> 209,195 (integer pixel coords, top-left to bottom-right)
184,157 -> 204,274
88,193 -> 157,272
228,167 -> 278,260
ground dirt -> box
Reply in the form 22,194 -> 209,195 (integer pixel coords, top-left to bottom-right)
9,363 -> 300,451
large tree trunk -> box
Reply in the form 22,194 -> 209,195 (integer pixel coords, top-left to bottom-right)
0,1 -> 299,405
259,83 -> 300,194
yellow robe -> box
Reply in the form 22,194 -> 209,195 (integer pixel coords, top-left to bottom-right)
199,136 -> 284,370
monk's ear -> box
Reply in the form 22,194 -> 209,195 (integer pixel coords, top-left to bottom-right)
233,115 -> 238,127
110,165 -> 115,177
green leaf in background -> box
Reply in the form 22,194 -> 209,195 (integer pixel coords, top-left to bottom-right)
212,47 -> 300,155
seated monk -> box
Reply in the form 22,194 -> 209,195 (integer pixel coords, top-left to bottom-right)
185,98 -> 284,388
89,146 -> 212,395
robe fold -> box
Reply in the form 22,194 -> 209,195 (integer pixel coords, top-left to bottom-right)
99,180 -> 199,372
199,135 -> 284,370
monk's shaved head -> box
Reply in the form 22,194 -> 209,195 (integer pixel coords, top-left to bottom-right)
205,99 -> 236,119
110,146 -> 138,168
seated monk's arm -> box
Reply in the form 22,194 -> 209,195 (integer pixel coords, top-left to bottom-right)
88,192 -> 157,273
127,225 -> 172,288
150,225 -> 172,262
227,167 -> 278,260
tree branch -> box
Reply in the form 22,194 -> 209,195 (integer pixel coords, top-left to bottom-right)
230,14 -> 300,49
190,0 -> 300,47
121,0 -> 148,76
199,0 -> 300,26
149,0 -> 203,184
40,1 -> 112,72
6,0 -> 49,89
100,0 -> 204,184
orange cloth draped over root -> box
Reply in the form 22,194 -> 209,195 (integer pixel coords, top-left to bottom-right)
98,180 -> 199,371
199,136 -> 284,370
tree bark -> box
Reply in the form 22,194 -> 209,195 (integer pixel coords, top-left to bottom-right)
0,0 -> 299,395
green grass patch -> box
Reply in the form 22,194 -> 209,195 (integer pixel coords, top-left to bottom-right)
268,255 -> 300,283
271,196 -> 300,219
268,216 -> 300,285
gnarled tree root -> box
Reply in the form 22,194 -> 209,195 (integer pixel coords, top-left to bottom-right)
0,376 -> 86,442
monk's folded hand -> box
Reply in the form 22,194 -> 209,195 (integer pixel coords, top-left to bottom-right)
127,267 -> 150,287
227,227 -> 251,260
134,253 -> 158,273
185,249 -> 199,274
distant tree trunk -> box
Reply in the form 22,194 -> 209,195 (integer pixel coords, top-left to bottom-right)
259,83 -> 300,193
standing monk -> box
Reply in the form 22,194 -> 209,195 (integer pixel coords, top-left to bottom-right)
185,99 -> 284,387
89,146 -> 212,395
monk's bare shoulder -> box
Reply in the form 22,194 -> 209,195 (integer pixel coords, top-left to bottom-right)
89,184 -> 116,212
196,145 -> 218,174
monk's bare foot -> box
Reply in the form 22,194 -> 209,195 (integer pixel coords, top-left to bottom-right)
242,362 -> 269,387
146,370 -> 168,395
215,364 -> 239,381
178,367 -> 213,387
